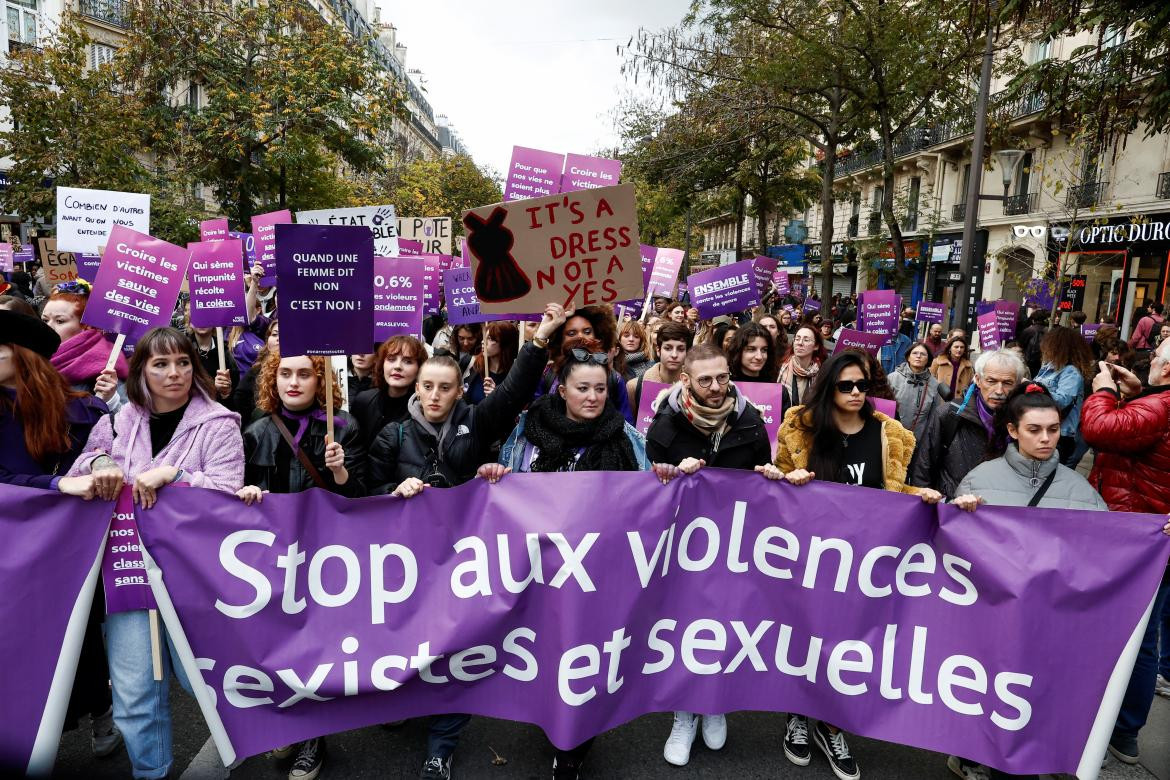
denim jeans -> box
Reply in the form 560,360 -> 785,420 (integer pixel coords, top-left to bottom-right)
1159,593 -> 1170,679
427,714 -> 471,758
105,609 -> 191,779
1114,583 -> 1170,739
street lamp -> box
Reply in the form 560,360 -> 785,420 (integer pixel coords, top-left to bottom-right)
996,149 -> 1025,194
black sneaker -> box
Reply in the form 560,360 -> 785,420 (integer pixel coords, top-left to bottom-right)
552,754 -> 581,779
1108,732 -> 1139,764
289,738 -> 325,780
783,714 -> 812,766
420,755 -> 452,779
813,721 -> 860,780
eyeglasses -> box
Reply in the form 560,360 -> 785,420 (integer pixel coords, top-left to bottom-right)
569,348 -> 608,366
693,372 -> 731,389
835,379 -> 872,394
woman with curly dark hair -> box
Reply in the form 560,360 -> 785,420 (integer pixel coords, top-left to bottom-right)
539,305 -> 633,422
727,322 -> 780,383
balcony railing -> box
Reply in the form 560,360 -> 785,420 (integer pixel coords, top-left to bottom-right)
902,210 -> 919,231
1067,181 -> 1108,210
867,212 -> 882,235
951,203 -> 967,222
1003,192 -> 1038,216
846,215 -> 859,238
1158,172 -> 1170,200
79,0 -> 129,28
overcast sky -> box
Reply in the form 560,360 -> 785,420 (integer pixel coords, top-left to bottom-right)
388,0 -> 689,179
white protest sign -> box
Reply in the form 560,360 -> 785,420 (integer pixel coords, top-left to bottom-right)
397,216 -> 453,255
55,187 -> 151,255
295,205 -> 400,257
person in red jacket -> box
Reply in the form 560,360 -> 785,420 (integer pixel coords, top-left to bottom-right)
1081,337 -> 1170,765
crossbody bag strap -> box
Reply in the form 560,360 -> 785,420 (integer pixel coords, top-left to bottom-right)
269,414 -> 328,489
1027,467 -> 1058,507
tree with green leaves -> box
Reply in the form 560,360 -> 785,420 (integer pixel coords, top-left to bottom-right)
376,154 -> 502,237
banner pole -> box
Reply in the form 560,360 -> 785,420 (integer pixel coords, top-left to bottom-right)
104,333 -> 126,373
215,327 -> 226,373
149,610 -> 163,681
324,359 -> 335,443
639,289 -> 654,323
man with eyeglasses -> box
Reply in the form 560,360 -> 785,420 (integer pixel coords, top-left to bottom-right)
645,343 -> 782,768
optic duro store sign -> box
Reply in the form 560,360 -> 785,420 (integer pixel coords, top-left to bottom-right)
1016,212 -> 1170,248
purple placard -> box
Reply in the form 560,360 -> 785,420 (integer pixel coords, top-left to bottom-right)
81,224 -> 191,340
275,223 -> 374,356
802,298 -> 821,313
1081,323 -> 1102,342
0,244 -> 12,273
773,270 -> 790,295
76,253 -> 102,282
976,300 -> 996,317
736,380 -> 782,458
994,300 -> 1020,340
751,255 -> 779,299
200,218 -> 230,241
13,243 -> 33,264
188,240 -> 247,328
559,152 -> 622,193
634,380 -> 671,436
133,474 -> 1169,775
978,311 -> 1001,351
444,267 -> 540,325
1023,278 -> 1056,310
227,231 -> 257,270
916,301 -> 947,324
833,327 -> 889,355
504,145 -> 565,201
648,247 -> 685,298
102,487 -> 156,614
396,239 -> 423,257
689,262 -> 760,319
858,290 -> 899,335
251,210 -> 292,285
373,257 -> 425,340
418,253 -> 444,316
870,397 -> 897,419
678,281 -> 688,299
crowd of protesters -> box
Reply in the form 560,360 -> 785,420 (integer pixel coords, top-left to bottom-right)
4,262 -> 1170,780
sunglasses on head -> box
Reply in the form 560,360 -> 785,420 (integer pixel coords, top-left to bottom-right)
569,348 -> 608,366
835,379 -> 872,394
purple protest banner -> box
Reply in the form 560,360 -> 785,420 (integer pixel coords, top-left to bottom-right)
188,240 -> 247,328
136,473 -> 1166,776
275,224 -> 374,356
802,297 -> 822,313
689,262 -> 759,320
504,146 -> 565,201
200,218 -> 230,241
833,328 -> 890,355
978,311 -> 1001,351
870,396 -> 897,419
1082,323 -> 1103,342
859,290 -> 899,335
251,209 -> 292,285
0,484 -> 111,775
444,267 -> 540,325
634,380 -> 671,436
373,257 -> 425,340
396,238 -> 423,257
418,253 -> 444,316
773,270 -> 790,295
0,244 -> 12,273
995,300 -> 1020,340
916,301 -> 947,324
76,253 -> 102,282
102,486 -> 157,614
14,243 -> 34,264
81,224 -> 191,342
751,255 -> 779,299
976,300 -> 996,317
647,247 -> 685,298
735,380 -> 782,458
1023,278 -> 1056,310
559,152 -> 622,193
228,232 -> 257,270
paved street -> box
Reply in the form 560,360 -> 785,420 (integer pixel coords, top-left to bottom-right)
50,682 -> 1168,779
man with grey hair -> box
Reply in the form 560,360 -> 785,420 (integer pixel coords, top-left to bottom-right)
909,347 -> 1026,498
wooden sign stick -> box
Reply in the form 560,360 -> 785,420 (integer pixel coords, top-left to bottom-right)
215,327 -> 227,373
324,360 -> 335,443
104,333 -> 126,372
149,610 -> 163,681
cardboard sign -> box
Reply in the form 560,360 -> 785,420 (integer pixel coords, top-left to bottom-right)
833,328 -> 889,355
373,257 -> 425,340
397,216 -> 453,255
978,311 -> 1001,351
443,267 -> 541,325
751,255 -> 779,299
559,152 -> 622,193
634,381 -> 671,436
188,240 -> 247,328
773,269 -> 790,295
916,301 -> 947,324
55,187 -> 151,255
200,218 -> 230,241
81,225 -> 190,340
251,209 -> 292,285
38,239 -> 78,285
736,381 -> 783,458
297,205 -> 400,257
503,146 -> 565,202
463,183 -> 642,314
689,261 -> 760,320
275,224 -> 374,357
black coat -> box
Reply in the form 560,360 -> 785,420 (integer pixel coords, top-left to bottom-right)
243,409 -> 365,497
645,394 -> 772,470
351,388 -> 411,450
908,397 -> 992,499
369,342 -> 549,493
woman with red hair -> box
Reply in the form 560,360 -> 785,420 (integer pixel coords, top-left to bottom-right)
41,280 -> 129,411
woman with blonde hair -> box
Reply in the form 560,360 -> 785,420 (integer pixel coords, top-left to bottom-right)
618,319 -> 654,379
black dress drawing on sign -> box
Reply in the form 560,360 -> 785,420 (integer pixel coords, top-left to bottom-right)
462,207 -> 531,303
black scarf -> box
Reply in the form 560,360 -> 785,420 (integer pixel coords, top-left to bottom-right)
523,394 -> 638,473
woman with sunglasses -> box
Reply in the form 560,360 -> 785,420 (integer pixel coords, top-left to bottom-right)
774,350 -> 942,780
478,335 -> 650,779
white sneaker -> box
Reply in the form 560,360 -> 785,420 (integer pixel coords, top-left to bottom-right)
701,713 -> 726,750
663,711 -> 698,766
1156,674 -> 1170,698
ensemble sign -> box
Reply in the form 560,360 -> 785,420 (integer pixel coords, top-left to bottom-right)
55,187 -> 151,255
